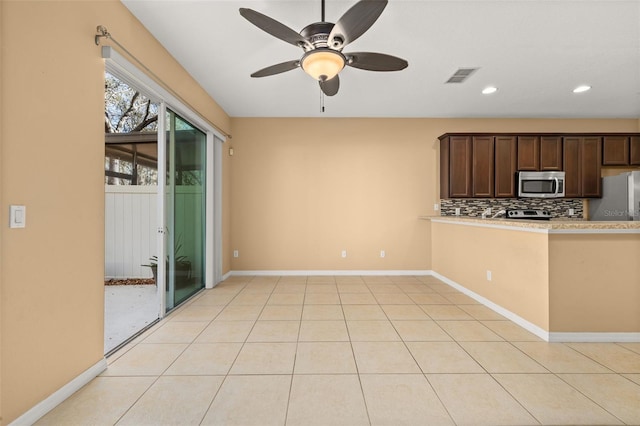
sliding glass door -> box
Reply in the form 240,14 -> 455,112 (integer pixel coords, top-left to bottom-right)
105,48 -> 224,323
165,109 -> 207,310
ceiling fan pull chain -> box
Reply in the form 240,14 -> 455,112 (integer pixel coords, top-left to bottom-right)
320,89 -> 325,113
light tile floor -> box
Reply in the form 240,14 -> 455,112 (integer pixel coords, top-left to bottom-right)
38,275 -> 640,426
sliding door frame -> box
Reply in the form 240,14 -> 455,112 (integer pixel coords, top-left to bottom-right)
103,46 -> 224,318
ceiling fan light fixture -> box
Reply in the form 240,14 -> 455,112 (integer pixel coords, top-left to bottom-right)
301,49 -> 345,81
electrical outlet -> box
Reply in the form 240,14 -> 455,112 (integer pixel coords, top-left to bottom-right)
455,207 -> 461,216
233,250 -> 239,258
434,203 -> 440,211
341,250 -> 347,258
486,270 -> 492,281
380,250 -> 385,258
568,208 -> 575,216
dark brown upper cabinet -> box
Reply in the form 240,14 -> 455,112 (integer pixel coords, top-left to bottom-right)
563,137 -> 581,198
581,137 -> 602,197
518,136 -> 562,171
603,136 -> 630,165
539,137 -> 563,170
602,135 -> 640,166
440,135 -> 472,198
472,136 -> 495,197
517,136 -> 540,170
632,136 -> 640,165
494,136 -> 517,197
563,136 -> 602,198
440,136 -> 505,198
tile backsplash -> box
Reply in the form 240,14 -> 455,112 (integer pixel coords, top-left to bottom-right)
440,198 -> 584,218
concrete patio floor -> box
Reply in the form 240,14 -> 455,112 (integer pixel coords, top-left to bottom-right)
104,284 -> 159,354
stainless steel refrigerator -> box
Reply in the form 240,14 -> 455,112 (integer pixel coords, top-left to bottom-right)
589,171 -> 640,221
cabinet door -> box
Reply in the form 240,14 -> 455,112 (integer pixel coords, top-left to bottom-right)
517,136 -> 540,170
631,136 -> 640,165
563,137 -> 581,197
494,136 -> 517,197
602,136 -> 629,165
581,137 -> 602,197
449,136 -> 473,197
472,136 -> 494,197
540,137 -> 563,170
439,138 -> 450,198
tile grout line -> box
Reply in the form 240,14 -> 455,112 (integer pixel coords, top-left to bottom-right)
338,276 -> 374,426
194,278 -> 253,425
283,274 -> 307,426
543,369 -> 632,425
203,275 -> 281,423
381,278 -> 459,425
556,341 -> 640,422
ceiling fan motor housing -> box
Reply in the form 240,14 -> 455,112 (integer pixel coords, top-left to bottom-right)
300,22 -> 343,51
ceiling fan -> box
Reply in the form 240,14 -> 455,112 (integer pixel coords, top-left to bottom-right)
239,0 -> 408,96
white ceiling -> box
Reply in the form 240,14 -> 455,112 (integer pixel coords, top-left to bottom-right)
122,0 -> 640,118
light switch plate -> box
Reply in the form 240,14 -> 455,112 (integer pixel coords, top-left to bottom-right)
10,205 -> 26,228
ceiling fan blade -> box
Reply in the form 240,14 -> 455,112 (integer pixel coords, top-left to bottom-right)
319,75 -> 340,96
251,60 -> 300,78
239,8 -> 312,49
328,0 -> 387,48
346,52 -> 408,71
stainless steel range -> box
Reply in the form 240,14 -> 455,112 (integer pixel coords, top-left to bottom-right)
506,209 -> 552,220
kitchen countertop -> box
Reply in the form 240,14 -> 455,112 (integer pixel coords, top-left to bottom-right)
419,215 -> 640,233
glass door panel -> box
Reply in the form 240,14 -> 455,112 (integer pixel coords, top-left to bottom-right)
165,109 -> 206,310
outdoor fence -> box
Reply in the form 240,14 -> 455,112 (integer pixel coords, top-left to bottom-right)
105,185 -> 157,279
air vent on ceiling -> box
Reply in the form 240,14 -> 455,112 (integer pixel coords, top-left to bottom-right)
446,68 -> 479,83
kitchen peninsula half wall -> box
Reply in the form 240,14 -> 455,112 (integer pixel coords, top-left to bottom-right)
427,216 -> 640,342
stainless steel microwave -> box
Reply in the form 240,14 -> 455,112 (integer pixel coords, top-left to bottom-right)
517,171 -> 565,198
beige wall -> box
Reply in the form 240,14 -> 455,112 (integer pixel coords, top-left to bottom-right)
229,118 -> 435,271
229,118 -> 638,272
549,234 -> 640,332
0,1 -> 229,423
431,221 -> 550,329
223,142 -> 233,274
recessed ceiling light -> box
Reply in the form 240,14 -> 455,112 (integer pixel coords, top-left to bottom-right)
573,85 -> 591,93
482,86 -> 498,94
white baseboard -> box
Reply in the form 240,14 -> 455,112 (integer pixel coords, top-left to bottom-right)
430,272 -> 640,343
429,271 -> 551,342
549,332 -> 640,343
9,358 -> 107,426
229,270 -> 432,276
